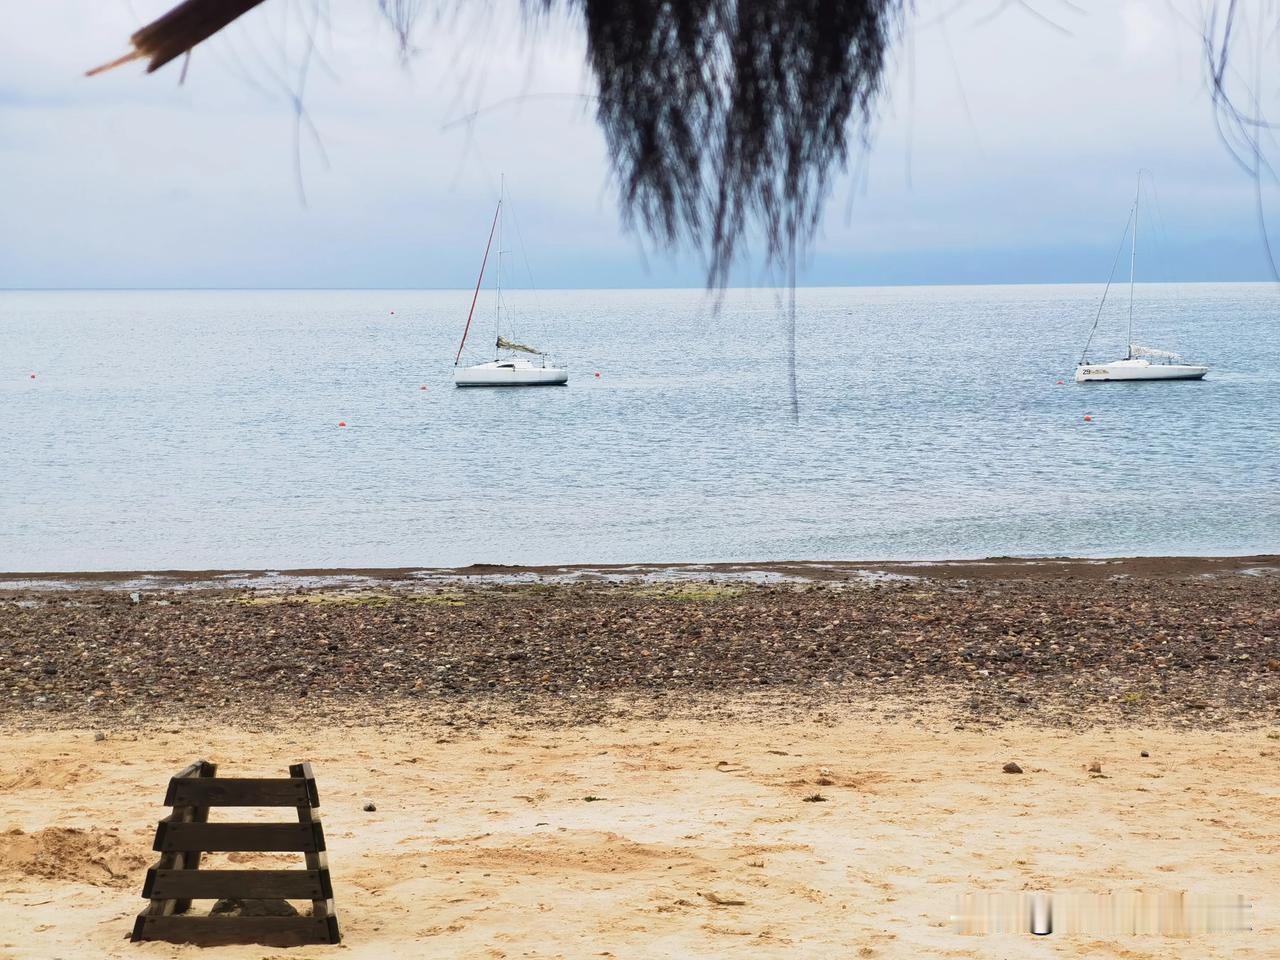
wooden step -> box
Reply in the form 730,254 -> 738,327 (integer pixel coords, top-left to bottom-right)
132,914 -> 339,947
166,776 -> 318,808
153,821 -> 325,853
143,868 -> 331,900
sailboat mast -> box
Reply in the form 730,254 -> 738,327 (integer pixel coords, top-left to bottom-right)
1127,175 -> 1139,359
454,201 -> 501,366
494,175 -> 504,358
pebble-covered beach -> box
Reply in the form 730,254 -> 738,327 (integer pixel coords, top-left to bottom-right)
3,557 -> 1277,729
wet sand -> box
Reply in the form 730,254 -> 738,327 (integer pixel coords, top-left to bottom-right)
2,553 -> 1276,592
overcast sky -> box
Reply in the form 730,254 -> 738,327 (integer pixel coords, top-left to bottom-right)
1,0 -> 1277,288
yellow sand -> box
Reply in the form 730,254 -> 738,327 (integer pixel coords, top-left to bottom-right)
0,708 -> 1276,959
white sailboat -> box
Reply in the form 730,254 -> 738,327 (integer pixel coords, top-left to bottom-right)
453,185 -> 568,388
1074,176 -> 1208,383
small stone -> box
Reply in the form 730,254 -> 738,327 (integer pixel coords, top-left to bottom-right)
93,731 -> 107,742
1140,750 -> 1149,758
1087,761 -> 1102,774
363,802 -> 377,812
702,891 -> 747,906
1002,761 -> 1023,774
129,591 -> 141,604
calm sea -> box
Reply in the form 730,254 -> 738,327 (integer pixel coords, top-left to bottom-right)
1,284 -> 1276,571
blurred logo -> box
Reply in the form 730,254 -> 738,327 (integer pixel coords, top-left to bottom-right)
952,890 -> 1252,936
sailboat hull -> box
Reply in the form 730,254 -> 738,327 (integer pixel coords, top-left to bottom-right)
1075,360 -> 1208,382
454,362 -> 568,387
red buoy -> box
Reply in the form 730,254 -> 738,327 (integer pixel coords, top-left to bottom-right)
29,373 -> 36,379
1056,379 -> 1064,385
420,385 -> 427,391
594,372 -> 601,378
338,421 -> 347,427
1083,415 -> 1093,422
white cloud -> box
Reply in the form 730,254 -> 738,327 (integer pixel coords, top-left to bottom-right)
0,0 -> 1274,287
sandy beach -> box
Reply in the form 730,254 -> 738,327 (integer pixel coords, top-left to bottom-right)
1,557 -> 1277,957
1,714 -> 1277,959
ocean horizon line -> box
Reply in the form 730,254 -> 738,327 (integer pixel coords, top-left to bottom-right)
3,279 -> 1278,294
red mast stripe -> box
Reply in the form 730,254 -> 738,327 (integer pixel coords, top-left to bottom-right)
455,201 -> 501,366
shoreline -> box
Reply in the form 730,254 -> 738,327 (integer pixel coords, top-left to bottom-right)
2,558 -> 1276,731
2,552 -> 1276,592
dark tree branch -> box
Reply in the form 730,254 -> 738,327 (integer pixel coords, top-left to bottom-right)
89,0 -> 905,289
89,0 -> 269,75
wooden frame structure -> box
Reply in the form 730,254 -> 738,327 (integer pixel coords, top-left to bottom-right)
132,760 -> 340,946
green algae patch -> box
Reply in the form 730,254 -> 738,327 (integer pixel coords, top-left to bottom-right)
633,584 -> 743,601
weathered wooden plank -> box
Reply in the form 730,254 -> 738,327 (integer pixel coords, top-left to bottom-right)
131,914 -> 339,946
165,777 -> 313,807
290,761 -> 337,938
173,760 -> 216,914
143,868 -> 331,900
153,821 -> 323,853
170,760 -> 208,781
290,761 -> 321,806
144,760 -> 216,918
